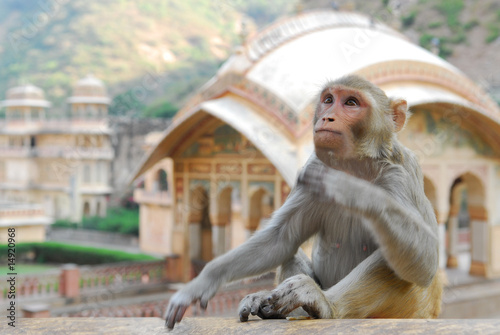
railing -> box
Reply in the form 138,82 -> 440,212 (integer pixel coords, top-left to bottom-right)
59,275 -> 275,318
35,146 -> 114,159
79,260 -> 165,294
0,146 -> 113,159
0,260 -> 166,301
0,146 -> 33,157
133,189 -> 172,206
1,269 -> 60,300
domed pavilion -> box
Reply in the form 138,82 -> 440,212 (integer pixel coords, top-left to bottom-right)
132,10 -> 500,281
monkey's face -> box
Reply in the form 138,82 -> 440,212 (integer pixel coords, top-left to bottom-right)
314,85 -> 371,160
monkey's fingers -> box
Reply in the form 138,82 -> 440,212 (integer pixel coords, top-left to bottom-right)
239,306 -> 250,322
165,305 -> 178,329
165,304 -> 188,330
299,165 -> 326,187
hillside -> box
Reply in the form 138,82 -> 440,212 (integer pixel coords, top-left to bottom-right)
0,0 -> 499,118
0,0 -> 292,116
300,0 -> 500,102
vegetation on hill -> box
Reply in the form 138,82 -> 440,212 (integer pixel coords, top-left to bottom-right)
0,0 -> 292,117
0,0 -> 498,116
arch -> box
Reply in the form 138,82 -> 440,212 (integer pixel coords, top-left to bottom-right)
132,98 -> 298,186
154,169 -> 169,192
446,171 -> 488,275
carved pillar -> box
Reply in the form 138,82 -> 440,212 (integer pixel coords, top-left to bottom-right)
446,215 -> 459,269
469,207 -> 488,276
212,224 -> 226,258
436,210 -> 447,270
188,212 -> 202,260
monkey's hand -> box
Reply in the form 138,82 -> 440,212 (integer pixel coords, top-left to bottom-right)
238,290 -> 286,322
266,274 -> 335,319
298,164 -> 329,199
165,277 -> 218,329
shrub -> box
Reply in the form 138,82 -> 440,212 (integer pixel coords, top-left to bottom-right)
53,207 -> 140,236
464,20 -> 479,31
486,23 -> 500,44
0,242 -> 158,265
401,11 -> 417,28
428,21 -> 443,29
435,0 -> 464,30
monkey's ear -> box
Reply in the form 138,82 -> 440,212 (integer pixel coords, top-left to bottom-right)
390,99 -> 407,132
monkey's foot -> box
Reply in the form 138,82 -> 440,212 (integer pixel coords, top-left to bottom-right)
267,274 -> 334,319
238,290 -> 286,322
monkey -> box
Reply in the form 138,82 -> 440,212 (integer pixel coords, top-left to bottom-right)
165,75 -> 442,329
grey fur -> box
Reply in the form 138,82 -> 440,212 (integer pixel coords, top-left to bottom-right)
164,77 -> 439,329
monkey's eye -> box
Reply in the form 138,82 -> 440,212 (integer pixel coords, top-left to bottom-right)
323,96 -> 333,104
345,98 -> 358,106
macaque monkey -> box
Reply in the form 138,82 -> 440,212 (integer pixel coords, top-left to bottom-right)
165,75 -> 442,329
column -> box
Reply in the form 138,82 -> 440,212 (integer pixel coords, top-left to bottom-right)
469,207 -> 488,276
436,210 -> 447,269
188,217 -> 202,260
59,264 -> 80,299
212,224 -> 226,258
446,214 -> 459,269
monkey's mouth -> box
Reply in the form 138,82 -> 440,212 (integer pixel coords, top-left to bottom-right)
315,129 -> 342,135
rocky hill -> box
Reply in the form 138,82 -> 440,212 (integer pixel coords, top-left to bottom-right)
0,0 -> 498,118
300,0 -> 500,102
0,0 -> 292,116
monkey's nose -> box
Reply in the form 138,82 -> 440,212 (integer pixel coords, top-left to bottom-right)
322,117 -> 335,122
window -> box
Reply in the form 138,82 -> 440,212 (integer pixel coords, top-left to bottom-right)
83,164 -> 92,184
158,169 -> 168,191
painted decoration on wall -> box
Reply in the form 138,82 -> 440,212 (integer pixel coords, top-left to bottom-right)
248,163 -> 275,175
400,109 -> 495,158
189,163 -> 211,174
216,163 -> 242,175
175,178 -> 184,200
175,177 -> 184,225
182,124 -> 260,158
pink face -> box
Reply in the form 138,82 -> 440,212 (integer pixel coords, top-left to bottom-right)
314,85 -> 371,158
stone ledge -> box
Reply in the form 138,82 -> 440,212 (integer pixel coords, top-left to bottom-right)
3,317 -> 500,335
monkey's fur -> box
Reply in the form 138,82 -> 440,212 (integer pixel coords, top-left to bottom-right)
165,75 -> 442,329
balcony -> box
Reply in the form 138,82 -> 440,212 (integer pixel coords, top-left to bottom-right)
133,189 -> 172,206
0,119 -> 111,134
0,146 -> 113,159
0,146 -> 33,157
35,146 -> 114,160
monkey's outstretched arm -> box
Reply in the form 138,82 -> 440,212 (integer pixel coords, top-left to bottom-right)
299,159 -> 438,287
165,187 -> 320,329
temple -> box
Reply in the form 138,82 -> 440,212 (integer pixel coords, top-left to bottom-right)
132,11 -> 500,281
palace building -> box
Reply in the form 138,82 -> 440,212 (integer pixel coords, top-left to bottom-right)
0,75 -> 113,224
132,11 -> 500,281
